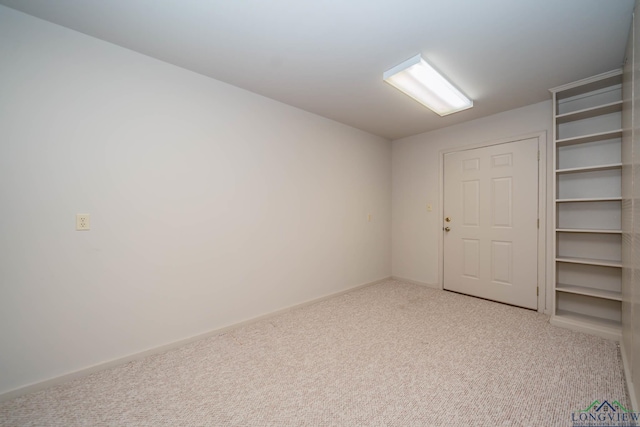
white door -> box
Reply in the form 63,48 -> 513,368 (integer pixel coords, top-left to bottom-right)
443,138 -> 539,309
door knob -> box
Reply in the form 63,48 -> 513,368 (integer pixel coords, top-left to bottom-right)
445,217 -> 452,222
444,227 -> 451,232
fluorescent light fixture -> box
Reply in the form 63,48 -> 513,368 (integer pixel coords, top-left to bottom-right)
383,54 -> 473,116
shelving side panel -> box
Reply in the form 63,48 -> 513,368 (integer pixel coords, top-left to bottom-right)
552,89 -> 559,321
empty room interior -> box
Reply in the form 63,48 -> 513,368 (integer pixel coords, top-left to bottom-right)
2,1 -> 640,425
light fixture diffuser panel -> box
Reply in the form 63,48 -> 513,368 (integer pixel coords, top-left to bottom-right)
383,55 -> 473,116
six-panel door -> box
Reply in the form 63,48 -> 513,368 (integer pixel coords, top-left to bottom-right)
443,138 -> 539,309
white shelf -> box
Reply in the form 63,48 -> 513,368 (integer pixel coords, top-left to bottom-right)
556,284 -> 622,301
556,256 -> 622,268
552,70 -> 622,98
555,310 -> 621,329
556,228 -> 622,234
556,197 -> 622,203
555,129 -> 623,147
556,163 -> 622,174
551,311 -> 621,341
555,101 -> 623,124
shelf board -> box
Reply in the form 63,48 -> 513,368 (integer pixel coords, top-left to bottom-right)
555,101 -> 623,124
556,228 -> 622,234
551,311 -> 621,341
551,70 -> 622,98
555,129 -> 623,146
556,284 -> 622,301
556,163 -> 622,174
555,197 -> 622,203
556,256 -> 622,268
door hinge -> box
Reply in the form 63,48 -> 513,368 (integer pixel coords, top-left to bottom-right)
537,218 -> 539,228
537,150 -> 540,161
537,287 -> 539,296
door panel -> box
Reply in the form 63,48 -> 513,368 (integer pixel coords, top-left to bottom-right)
443,138 -> 539,309
492,177 -> 512,227
462,239 -> 480,278
463,180 -> 480,225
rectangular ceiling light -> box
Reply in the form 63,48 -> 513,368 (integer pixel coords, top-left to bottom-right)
383,54 -> 473,116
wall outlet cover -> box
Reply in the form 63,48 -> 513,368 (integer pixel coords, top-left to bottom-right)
76,214 -> 90,231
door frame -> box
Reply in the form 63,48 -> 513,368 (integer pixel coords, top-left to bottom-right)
438,131 -> 549,313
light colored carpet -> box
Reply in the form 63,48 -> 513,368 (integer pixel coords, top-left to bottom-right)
0,280 -> 630,426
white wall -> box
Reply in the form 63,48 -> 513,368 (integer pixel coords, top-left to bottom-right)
391,101 -> 552,291
633,0 -> 640,406
621,0 -> 640,410
0,6 -> 391,396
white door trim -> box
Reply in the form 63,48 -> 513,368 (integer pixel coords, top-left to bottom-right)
438,131 -> 548,313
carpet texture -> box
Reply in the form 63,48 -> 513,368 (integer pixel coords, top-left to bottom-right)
0,280 -> 631,426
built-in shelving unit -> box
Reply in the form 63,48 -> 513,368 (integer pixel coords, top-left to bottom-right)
550,69 -> 623,341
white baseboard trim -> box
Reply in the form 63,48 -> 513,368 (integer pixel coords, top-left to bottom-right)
0,276 -> 392,403
620,341 -> 639,412
391,276 -> 440,290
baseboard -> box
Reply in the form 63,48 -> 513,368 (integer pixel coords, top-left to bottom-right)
620,341 -> 639,412
0,276 -> 392,403
391,276 -> 440,289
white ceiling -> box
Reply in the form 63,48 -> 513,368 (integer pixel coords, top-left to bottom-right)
1,0 -> 635,140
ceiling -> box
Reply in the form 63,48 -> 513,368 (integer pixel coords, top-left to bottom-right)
0,0 -> 635,140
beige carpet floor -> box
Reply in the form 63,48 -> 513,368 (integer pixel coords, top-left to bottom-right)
0,280 -> 631,426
